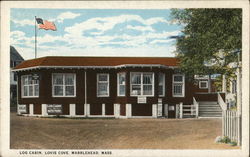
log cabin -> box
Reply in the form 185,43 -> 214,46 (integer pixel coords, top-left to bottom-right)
13,56 -> 224,118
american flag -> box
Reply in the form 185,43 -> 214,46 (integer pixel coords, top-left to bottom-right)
36,18 -> 57,31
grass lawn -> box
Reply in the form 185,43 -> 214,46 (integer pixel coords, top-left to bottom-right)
10,113 -> 239,149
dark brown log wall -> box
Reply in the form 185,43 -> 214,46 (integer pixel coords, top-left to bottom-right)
17,67 -> 215,116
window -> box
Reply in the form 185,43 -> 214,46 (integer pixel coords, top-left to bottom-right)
199,81 -> 208,89
21,75 -> 39,97
52,73 -> 76,97
173,74 -> 185,97
158,73 -> 165,96
130,72 -> 154,96
117,73 -> 126,96
97,74 -> 109,97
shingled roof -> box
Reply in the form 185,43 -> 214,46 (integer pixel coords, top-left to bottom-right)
14,56 -> 179,70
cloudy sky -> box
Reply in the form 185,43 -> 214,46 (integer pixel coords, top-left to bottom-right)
11,9 -> 183,60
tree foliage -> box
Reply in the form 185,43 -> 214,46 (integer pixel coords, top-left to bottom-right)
171,9 -> 242,78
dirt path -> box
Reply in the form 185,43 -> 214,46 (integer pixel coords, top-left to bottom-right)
10,113 -> 239,149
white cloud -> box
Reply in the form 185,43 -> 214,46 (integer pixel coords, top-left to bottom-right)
126,25 -> 154,32
65,14 -> 170,36
11,14 -> 179,60
11,19 -> 34,26
150,39 -> 175,44
56,11 -> 81,23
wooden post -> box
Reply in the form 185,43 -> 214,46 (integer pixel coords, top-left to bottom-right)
222,75 -> 227,93
180,102 -> 183,119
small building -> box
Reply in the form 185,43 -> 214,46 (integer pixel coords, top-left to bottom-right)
13,56 -> 223,118
10,46 -> 24,104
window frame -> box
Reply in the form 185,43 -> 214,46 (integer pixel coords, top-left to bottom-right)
117,72 -> 126,97
52,73 -> 76,97
130,72 -> 154,97
158,73 -> 165,97
97,73 -> 110,97
199,80 -> 208,89
21,75 -> 39,98
172,74 -> 185,97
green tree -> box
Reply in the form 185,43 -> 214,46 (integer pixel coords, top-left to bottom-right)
171,9 -> 242,92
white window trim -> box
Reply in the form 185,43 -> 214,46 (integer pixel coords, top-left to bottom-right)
52,73 -> 76,97
158,73 -> 165,97
97,73 -> 110,97
21,75 -> 39,98
172,74 -> 185,97
199,80 -> 208,89
117,72 -> 126,97
130,72 -> 154,97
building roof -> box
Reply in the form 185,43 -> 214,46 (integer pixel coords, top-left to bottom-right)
10,46 -> 24,61
14,56 -> 179,70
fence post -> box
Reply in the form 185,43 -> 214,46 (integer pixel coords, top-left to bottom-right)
180,102 -> 183,119
175,104 -> 179,118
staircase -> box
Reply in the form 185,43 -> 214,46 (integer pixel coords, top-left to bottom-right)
198,101 -> 222,117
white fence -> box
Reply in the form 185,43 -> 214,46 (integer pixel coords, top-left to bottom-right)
222,110 -> 241,145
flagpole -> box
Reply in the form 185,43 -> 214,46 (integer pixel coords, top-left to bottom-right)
35,16 -> 37,58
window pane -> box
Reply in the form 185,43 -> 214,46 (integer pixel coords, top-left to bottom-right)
34,85 -> 39,96
28,76 -> 33,84
65,74 -> 74,85
143,74 -> 152,84
174,84 -> 183,95
99,74 -> 108,81
34,80 -> 39,84
131,85 -> 141,95
158,85 -> 163,96
174,76 -> 183,82
53,74 -> 63,85
143,85 -> 152,95
119,85 -> 125,96
200,82 -> 207,88
23,86 -> 28,96
65,86 -> 74,96
131,74 -> 141,84
54,86 -> 63,96
29,85 -> 33,96
158,73 -> 164,85
119,74 -> 126,85
98,83 -> 108,95
22,76 -> 28,85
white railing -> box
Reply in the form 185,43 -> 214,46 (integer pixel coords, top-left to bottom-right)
222,110 -> 241,145
193,97 -> 199,118
218,93 -> 227,111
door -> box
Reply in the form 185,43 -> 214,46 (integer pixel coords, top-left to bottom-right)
164,104 -> 168,117
168,105 -> 175,118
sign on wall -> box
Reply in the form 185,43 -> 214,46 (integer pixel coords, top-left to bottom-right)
137,96 -> 147,104
47,104 -> 62,114
18,104 -> 27,113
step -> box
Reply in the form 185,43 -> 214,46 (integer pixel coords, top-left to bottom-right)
199,102 -> 218,105
199,114 -> 222,117
199,108 -> 221,110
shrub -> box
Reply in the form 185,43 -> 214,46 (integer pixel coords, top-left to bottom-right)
230,141 -> 237,146
221,136 -> 231,143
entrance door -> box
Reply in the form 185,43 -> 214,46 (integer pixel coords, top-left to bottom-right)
168,105 -> 175,118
